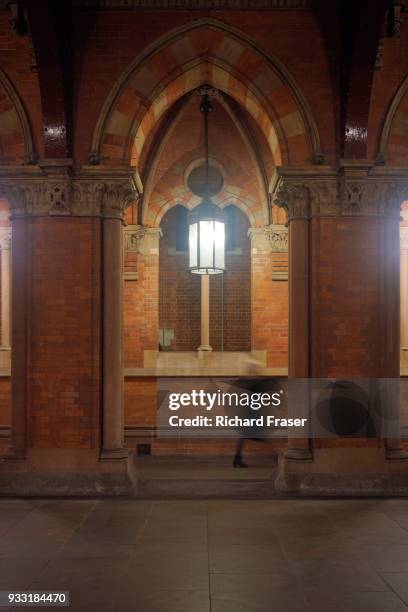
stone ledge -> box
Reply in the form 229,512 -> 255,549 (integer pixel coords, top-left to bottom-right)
0,469 -> 137,497
274,469 -> 408,496
0,448 -> 138,497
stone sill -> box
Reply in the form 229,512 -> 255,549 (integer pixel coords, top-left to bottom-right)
125,351 -> 288,377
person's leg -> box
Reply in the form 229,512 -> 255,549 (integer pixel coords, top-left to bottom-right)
233,437 -> 248,467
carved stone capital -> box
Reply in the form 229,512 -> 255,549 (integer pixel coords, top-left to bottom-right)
72,181 -> 102,216
339,162 -> 408,218
22,180 -> 72,216
248,225 -> 288,266
0,184 -> 27,217
274,182 -> 310,221
124,225 -> 161,255
267,224 -> 288,252
101,181 -> 137,220
309,180 -> 339,216
340,180 -> 408,218
0,165 -> 141,220
271,166 -> 408,221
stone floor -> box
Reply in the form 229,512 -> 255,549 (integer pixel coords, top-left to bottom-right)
2,499 -> 408,611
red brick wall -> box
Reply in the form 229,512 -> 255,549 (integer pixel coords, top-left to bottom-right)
124,246 -> 159,368
251,250 -> 288,368
28,217 -> 100,448
0,377 -> 10,427
311,217 -> 385,377
125,377 -> 156,428
124,376 -> 284,456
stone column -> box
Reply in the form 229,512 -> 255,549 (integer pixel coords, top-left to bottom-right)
100,183 -> 137,460
0,168 -> 140,494
401,226 -> 408,365
1,185 -> 28,460
0,230 -> 11,348
383,195 -> 406,459
9,216 -> 27,459
275,182 -> 313,460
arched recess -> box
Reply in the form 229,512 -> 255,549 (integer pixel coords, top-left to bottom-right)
159,203 -> 251,352
0,69 -> 36,165
377,73 -> 408,165
141,90 -> 270,228
90,19 -> 322,168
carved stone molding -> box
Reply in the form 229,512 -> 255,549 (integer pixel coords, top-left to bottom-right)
272,165 -> 408,221
248,227 -> 271,252
266,225 -> 288,252
309,180 -> 339,216
124,225 -> 142,253
273,182 -> 311,221
248,225 -> 287,253
339,180 -> 408,218
100,181 -> 137,219
72,181 -> 102,217
124,225 -> 161,255
0,165 -> 140,220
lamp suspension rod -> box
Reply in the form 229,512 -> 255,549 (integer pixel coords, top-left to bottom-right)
201,94 -> 212,194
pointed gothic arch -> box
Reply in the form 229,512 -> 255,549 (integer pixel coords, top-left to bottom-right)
0,69 -> 36,165
90,18 -> 322,168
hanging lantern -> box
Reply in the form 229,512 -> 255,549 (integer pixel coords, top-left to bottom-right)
188,196 -> 226,275
188,94 -> 226,275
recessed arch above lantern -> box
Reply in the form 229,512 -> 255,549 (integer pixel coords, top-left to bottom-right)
90,18 -> 322,169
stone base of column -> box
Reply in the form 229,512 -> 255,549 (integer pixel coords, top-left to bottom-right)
100,447 -> 129,460
284,447 -> 313,461
0,448 -> 137,497
385,447 -> 408,460
275,446 -> 408,496
0,346 -> 11,371
2,446 -> 26,462
401,347 -> 408,373
198,346 -> 213,367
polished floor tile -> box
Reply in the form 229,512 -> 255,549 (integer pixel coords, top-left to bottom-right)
1,498 -> 408,611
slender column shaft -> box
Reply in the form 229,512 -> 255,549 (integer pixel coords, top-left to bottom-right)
101,218 -> 127,459
285,218 -> 312,460
1,240 -> 11,347
8,218 -> 27,459
401,240 -> 408,349
199,274 -> 211,351
384,216 -> 404,458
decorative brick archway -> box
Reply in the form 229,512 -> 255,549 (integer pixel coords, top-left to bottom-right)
0,69 -> 36,165
377,72 -> 408,165
90,19 -> 322,168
